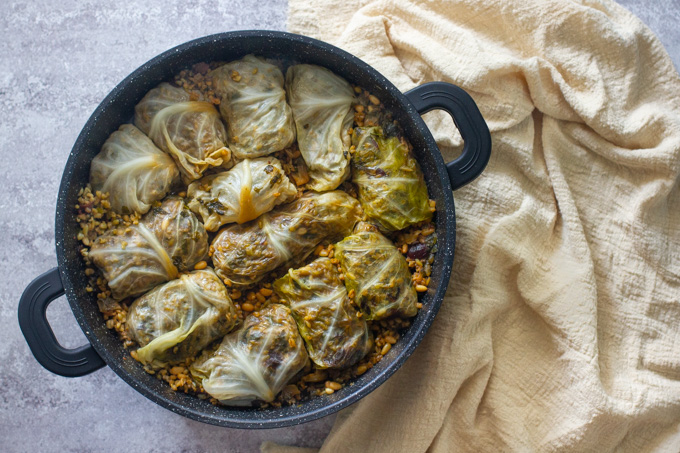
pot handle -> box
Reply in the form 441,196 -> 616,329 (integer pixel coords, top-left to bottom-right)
18,267 -> 105,377
405,82 -> 491,190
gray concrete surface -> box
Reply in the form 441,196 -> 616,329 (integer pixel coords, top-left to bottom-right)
0,1 -> 678,452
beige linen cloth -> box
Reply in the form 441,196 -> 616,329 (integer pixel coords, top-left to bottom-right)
263,0 -> 680,451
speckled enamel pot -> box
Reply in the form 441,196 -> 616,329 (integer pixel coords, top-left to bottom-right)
18,31 -> 491,428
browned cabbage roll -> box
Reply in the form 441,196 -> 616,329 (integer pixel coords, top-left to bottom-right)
127,268 -> 238,367
89,197 -> 209,300
273,257 -> 371,369
286,64 -> 355,191
211,191 -> 362,287
134,82 -> 230,181
210,55 -> 295,159
335,222 -> 418,320
187,157 -> 297,231
351,126 -> 432,231
90,124 -> 180,215
190,303 -> 308,406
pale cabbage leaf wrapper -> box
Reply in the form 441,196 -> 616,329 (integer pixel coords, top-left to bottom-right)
286,64 -> 354,191
273,257 -> 371,369
190,303 -> 308,406
134,82 -> 230,181
211,191 -> 362,287
90,124 -> 180,215
187,157 -> 297,231
89,197 -> 209,300
351,126 -> 432,231
210,55 -> 295,159
128,268 -> 238,367
335,222 -> 418,320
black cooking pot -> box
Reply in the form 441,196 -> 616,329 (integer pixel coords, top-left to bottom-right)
18,31 -> 490,428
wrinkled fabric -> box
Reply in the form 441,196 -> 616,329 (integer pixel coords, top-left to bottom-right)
263,0 -> 680,451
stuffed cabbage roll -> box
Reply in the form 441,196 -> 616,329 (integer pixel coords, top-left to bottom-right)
211,191 -> 362,287
128,268 -> 238,367
89,197 -> 209,300
273,257 -> 370,369
210,55 -> 295,159
134,82 -> 230,181
190,303 -> 308,406
90,124 -> 179,215
187,157 -> 297,231
335,222 -> 418,320
286,64 -> 354,191
351,126 -> 432,231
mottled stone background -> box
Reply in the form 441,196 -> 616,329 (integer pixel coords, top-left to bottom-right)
0,1 -> 677,452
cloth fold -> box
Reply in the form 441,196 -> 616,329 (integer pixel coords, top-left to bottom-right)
264,0 -> 680,451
